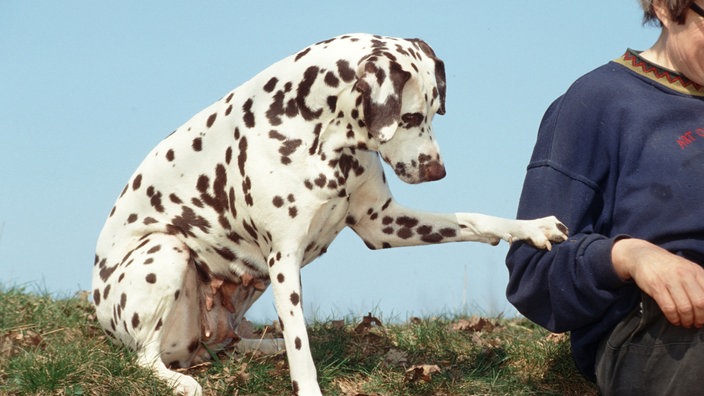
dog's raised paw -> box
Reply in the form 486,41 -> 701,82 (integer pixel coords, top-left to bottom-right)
520,216 -> 568,250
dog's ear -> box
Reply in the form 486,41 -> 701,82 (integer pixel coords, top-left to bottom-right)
354,56 -> 411,143
407,38 -> 446,115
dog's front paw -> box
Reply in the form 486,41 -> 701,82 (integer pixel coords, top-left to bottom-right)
170,374 -> 203,396
518,216 -> 568,250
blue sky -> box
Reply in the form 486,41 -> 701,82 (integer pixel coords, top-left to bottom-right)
1,1 -> 659,323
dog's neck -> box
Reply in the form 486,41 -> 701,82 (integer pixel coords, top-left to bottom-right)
316,89 -> 379,155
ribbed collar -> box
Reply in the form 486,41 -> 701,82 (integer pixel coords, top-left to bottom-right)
614,49 -> 704,97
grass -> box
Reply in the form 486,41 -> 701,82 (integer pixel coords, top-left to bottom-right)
0,286 -> 597,395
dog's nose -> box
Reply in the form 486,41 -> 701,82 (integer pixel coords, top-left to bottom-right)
420,161 -> 446,181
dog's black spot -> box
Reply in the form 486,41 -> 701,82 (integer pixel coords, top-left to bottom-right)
421,233 -> 443,243
264,77 -> 278,93
324,71 -> 339,87
294,47 -> 311,61
296,66 -> 322,120
192,137 -> 202,151
397,228 -> 413,239
206,112 -> 217,128
132,174 -> 142,190
337,59 -> 355,82
440,228 -> 457,238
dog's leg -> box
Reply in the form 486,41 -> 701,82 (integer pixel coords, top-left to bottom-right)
267,248 -> 322,396
349,181 -> 567,250
136,343 -> 203,396
95,233 -> 203,396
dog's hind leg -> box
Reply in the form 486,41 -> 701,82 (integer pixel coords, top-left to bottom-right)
95,233 -> 203,396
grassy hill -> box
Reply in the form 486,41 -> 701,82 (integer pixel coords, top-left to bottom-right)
0,287 -> 596,395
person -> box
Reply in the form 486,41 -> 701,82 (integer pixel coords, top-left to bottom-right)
505,0 -> 704,394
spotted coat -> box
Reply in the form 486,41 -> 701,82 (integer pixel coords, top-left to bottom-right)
92,33 -> 567,396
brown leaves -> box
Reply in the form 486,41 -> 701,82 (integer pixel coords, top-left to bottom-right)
546,332 -> 568,343
404,364 -> 442,383
335,377 -> 383,396
350,313 -> 387,359
1,327 -> 45,360
451,316 -> 498,333
383,348 -> 408,366
354,312 -> 383,334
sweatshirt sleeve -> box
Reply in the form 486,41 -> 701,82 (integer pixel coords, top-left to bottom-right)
505,88 -> 633,333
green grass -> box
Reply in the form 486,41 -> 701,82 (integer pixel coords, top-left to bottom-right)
0,286 -> 597,395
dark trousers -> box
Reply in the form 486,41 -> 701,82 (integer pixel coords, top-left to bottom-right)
595,295 -> 704,395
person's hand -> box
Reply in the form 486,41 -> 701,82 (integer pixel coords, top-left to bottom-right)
612,238 -> 704,328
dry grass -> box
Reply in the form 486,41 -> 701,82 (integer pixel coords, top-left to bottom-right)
0,286 -> 597,395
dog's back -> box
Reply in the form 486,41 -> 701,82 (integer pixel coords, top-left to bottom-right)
96,35 -> 379,277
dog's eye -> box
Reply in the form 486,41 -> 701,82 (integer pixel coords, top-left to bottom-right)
401,112 -> 424,127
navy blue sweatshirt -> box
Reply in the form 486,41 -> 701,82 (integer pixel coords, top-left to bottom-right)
505,50 -> 704,381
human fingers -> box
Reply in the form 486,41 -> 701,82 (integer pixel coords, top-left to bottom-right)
684,271 -> 704,328
667,284 -> 694,327
656,262 -> 704,328
652,288 -> 682,327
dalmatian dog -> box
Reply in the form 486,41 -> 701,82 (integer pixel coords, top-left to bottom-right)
92,33 -> 567,395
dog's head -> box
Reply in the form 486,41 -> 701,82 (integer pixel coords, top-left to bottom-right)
354,37 -> 447,184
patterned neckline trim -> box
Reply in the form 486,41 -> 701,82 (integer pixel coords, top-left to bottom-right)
614,49 -> 704,97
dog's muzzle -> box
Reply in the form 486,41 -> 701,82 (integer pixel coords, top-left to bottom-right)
419,161 -> 446,181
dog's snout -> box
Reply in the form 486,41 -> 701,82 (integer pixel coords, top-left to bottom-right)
420,161 -> 446,181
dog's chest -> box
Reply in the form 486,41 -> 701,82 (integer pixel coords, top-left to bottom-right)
299,197 -> 351,265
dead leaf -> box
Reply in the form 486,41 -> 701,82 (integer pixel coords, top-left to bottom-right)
469,332 -> 502,351
451,316 -> 495,333
404,364 -> 441,383
354,312 -> 383,334
75,290 -> 91,301
383,348 -> 408,366
329,319 -> 345,330
336,377 -> 381,396
1,329 -> 45,359
231,362 -> 250,382
546,332 -> 567,343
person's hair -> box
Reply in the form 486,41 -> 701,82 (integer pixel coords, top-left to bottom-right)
639,0 -> 694,25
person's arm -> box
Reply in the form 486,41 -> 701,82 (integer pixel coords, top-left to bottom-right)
505,161 -> 631,332
505,85 -> 638,332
